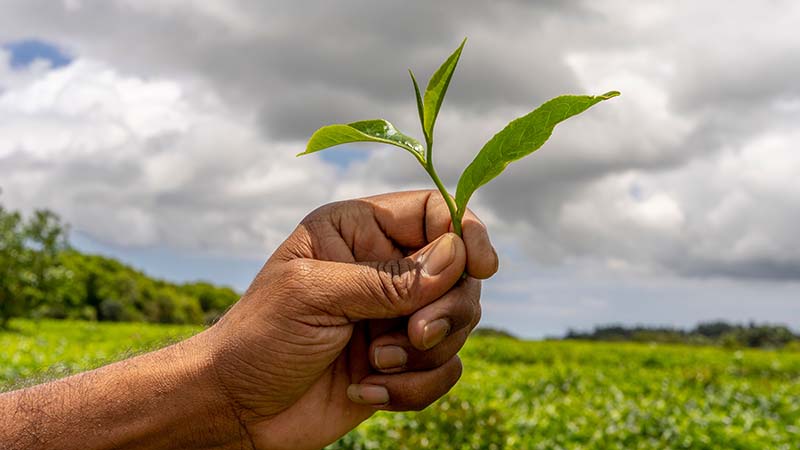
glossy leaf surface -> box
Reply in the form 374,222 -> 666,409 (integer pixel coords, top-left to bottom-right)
300,119 -> 424,160
455,91 -> 620,218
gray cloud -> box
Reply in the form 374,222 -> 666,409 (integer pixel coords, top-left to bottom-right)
1,0 -> 799,285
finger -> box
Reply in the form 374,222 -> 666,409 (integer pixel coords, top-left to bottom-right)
348,356 -> 463,411
422,194 -> 498,279
407,277 -> 481,350
287,190 -> 445,263
314,190 -> 498,278
279,233 -> 466,320
361,190 -> 451,249
461,212 -> 499,279
369,327 -> 471,373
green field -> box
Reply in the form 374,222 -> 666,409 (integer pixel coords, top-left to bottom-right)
3,320 -> 799,449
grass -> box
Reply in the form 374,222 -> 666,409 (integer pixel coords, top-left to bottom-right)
0,319 -> 199,390
3,319 -> 800,449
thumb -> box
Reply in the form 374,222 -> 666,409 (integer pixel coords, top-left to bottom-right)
288,233 -> 466,320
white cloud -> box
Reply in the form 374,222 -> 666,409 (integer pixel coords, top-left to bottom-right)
560,174 -> 685,239
0,58 -> 341,257
0,60 -> 187,159
675,129 -> 800,276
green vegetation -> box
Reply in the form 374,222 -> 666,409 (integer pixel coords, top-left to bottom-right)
567,322 -> 800,349
3,320 -> 799,449
340,339 -> 800,450
0,202 -> 69,328
54,252 -> 239,325
0,196 -> 239,328
299,39 -> 618,235
0,319 -> 199,389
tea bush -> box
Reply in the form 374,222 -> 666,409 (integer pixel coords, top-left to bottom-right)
2,320 -> 798,449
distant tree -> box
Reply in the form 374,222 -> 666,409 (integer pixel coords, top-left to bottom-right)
54,251 -> 241,325
589,325 -> 632,341
472,327 -> 518,340
1,191 -> 244,327
179,281 -> 240,324
0,204 -> 26,328
721,323 -> 795,348
565,321 -> 798,349
23,210 -> 70,309
694,321 -> 737,339
0,198 -> 69,328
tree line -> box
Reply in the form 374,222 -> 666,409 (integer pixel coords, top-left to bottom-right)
566,321 -> 799,349
0,197 -> 239,329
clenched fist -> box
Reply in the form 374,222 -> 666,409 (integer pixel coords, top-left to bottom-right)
209,190 -> 498,449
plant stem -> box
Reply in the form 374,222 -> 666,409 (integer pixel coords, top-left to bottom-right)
424,143 -> 461,236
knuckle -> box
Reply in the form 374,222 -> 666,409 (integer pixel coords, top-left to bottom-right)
302,199 -> 372,227
301,201 -> 341,223
463,207 -> 486,228
273,260 -> 320,310
468,280 -> 482,325
280,259 -> 315,287
448,356 -> 464,386
375,258 -> 421,314
472,302 -> 483,328
468,279 -> 482,301
275,259 -> 348,320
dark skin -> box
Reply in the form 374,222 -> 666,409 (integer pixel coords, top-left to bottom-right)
0,190 -> 498,450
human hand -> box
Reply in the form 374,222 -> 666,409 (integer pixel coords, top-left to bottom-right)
206,190 -> 498,449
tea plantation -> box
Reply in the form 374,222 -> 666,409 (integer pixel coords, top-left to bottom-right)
2,320 -> 799,449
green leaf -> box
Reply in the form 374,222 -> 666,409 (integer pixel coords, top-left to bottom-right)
409,69 -> 425,136
455,91 -> 620,218
422,38 -> 466,144
299,119 -> 425,161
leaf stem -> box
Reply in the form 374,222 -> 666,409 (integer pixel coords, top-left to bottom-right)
425,136 -> 433,166
424,147 -> 461,236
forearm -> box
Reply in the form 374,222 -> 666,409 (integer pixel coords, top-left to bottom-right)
0,330 -> 247,450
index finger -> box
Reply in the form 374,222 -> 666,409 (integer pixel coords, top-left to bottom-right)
366,190 -> 498,279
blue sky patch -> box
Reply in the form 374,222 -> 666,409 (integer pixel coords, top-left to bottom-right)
317,144 -> 370,168
3,39 -> 72,70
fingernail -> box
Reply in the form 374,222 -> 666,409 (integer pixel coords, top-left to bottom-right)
374,345 -> 407,370
347,384 -> 389,405
422,318 -> 451,349
420,234 -> 456,277
491,246 -> 500,273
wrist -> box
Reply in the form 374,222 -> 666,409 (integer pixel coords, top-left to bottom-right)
93,327 -> 253,450
152,328 -> 253,450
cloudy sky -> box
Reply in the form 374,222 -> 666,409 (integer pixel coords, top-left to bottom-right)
1,1 -> 798,337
